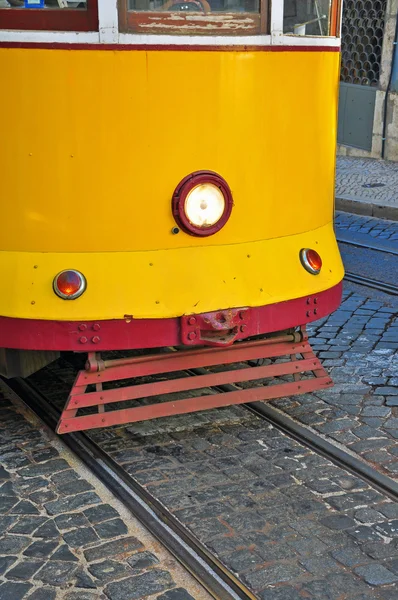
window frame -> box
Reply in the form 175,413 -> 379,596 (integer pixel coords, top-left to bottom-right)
118,0 -> 269,35
282,0 -> 342,39
0,0 -> 98,31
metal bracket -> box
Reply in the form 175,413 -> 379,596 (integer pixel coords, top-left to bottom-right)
181,308 -> 250,346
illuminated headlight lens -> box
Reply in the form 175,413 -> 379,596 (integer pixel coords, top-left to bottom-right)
300,249 -> 322,275
185,184 -> 225,228
172,171 -> 233,237
53,270 -> 87,299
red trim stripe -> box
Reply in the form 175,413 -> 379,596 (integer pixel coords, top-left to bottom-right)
0,282 -> 342,352
0,41 -> 341,52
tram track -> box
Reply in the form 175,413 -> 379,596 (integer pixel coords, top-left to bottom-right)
188,368 -> 398,503
4,352 -> 398,598
336,229 -> 398,296
336,232 -> 398,256
343,272 -> 398,295
5,377 -> 256,600
8,358 -> 398,520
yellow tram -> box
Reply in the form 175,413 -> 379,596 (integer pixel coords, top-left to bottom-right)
0,0 -> 344,433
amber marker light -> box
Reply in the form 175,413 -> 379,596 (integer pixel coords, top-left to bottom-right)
172,171 -> 233,237
300,249 -> 322,275
53,270 -> 87,299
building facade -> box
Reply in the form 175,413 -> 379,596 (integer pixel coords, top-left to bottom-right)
338,0 -> 398,161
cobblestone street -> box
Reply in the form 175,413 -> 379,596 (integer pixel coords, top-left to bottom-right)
0,390 -> 207,600
86,402 -> 398,600
273,288 -> 398,478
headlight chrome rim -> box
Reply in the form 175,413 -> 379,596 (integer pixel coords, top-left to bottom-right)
172,170 -> 233,237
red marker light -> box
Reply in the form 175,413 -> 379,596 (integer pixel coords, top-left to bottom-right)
53,270 -> 86,299
300,249 -> 322,275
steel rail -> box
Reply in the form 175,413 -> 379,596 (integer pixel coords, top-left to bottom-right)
336,233 -> 398,256
189,369 -> 398,503
344,272 -> 398,296
5,377 -> 256,600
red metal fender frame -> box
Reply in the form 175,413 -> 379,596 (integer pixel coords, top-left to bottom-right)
0,282 -> 342,352
57,327 -> 333,434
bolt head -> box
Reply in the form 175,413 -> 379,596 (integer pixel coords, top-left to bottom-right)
79,336 -> 88,344
78,324 -> 87,331
188,317 -> 196,326
93,323 -> 101,331
188,331 -> 196,341
92,336 -> 101,344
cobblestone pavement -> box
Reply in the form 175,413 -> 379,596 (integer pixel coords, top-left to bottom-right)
0,387 -> 207,600
87,406 -> 398,600
335,212 -> 398,243
336,157 -> 398,210
25,352 -> 398,599
271,289 -> 398,480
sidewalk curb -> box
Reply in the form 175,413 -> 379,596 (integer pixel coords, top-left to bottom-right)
336,195 -> 398,221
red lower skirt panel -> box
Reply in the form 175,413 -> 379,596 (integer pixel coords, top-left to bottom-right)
0,282 -> 342,352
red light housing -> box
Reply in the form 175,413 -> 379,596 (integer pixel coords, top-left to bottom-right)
300,249 -> 322,275
53,270 -> 86,300
172,170 -> 233,237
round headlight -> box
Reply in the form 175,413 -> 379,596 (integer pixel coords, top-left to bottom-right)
185,184 -> 225,228
172,171 -> 233,237
53,270 -> 87,299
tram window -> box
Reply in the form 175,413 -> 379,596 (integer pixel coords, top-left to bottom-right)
284,0 -> 338,36
126,0 -> 258,12
2,0 -> 85,7
121,0 -> 265,34
0,0 -> 97,30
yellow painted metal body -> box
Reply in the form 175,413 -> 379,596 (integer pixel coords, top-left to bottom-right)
0,47 -> 344,320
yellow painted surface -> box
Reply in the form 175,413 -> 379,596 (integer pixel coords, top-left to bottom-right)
0,222 -> 343,320
0,47 -> 343,320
